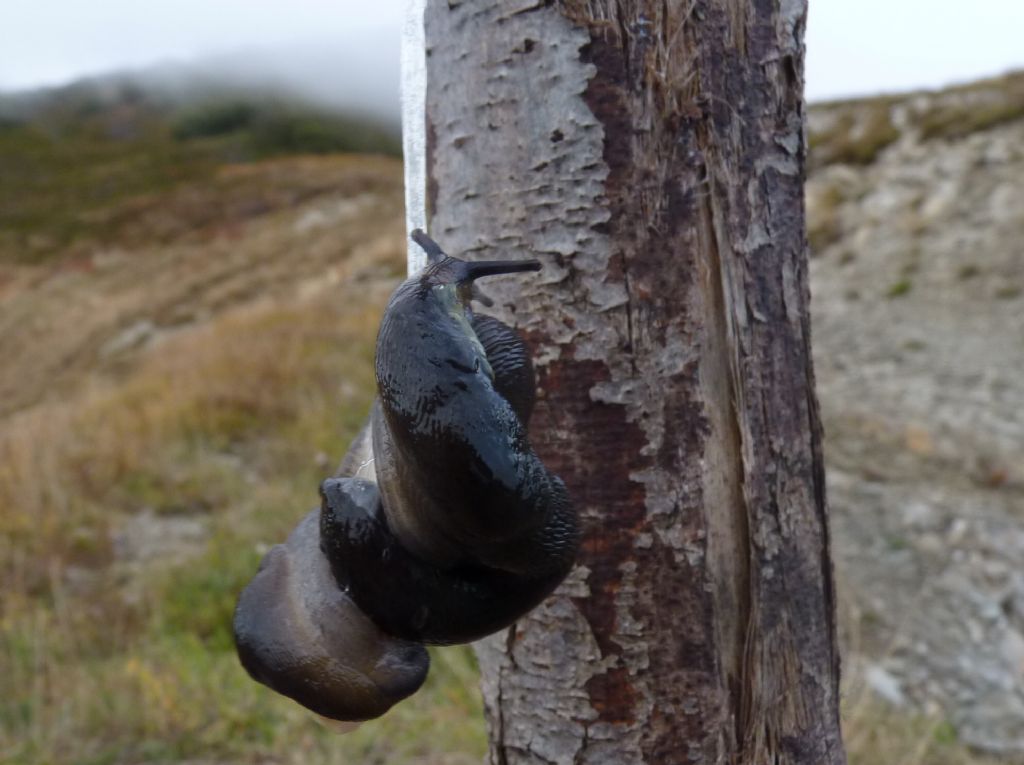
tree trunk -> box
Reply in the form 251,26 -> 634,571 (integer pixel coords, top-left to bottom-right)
402,1 -> 846,763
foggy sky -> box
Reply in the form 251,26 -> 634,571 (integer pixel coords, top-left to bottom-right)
2,0 -> 1022,107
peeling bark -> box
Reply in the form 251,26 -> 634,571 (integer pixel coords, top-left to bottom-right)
411,1 -> 845,762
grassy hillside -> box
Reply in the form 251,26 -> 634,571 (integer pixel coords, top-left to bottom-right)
0,85 -> 481,763
0,278 -> 486,764
2,74 -> 1018,763
0,82 -> 400,265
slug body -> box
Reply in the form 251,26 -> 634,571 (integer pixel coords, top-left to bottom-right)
234,231 -> 577,722
233,509 -> 429,721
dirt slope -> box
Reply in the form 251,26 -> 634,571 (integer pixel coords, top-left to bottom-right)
0,155 -> 405,417
809,73 -> 1024,755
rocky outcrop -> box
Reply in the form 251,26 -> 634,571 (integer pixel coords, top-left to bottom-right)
808,72 -> 1024,755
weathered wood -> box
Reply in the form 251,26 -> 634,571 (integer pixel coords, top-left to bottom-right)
405,1 -> 845,762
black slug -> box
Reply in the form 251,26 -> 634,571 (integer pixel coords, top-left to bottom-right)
233,230 -> 577,723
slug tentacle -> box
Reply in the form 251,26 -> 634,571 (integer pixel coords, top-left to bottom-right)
233,230 -> 577,724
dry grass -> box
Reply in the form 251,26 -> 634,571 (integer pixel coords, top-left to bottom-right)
807,183 -> 845,254
810,99 -> 900,168
837,582 -> 1005,765
843,692 -> 1001,765
0,266 -> 1001,763
0,285 -> 487,764
0,153 -> 406,419
0,291 -> 375,585
915,72 -> 1024,141
0,143 -> 487,762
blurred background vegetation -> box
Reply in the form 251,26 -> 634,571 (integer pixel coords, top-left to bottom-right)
0,66 -> 1019,764
0,82 -> 399,265
0,80 -> 483,764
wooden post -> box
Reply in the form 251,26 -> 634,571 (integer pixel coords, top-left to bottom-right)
401,2 -> 846,763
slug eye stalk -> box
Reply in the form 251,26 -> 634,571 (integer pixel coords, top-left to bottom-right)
410,228 -> 446,263
453,257 -> 541,281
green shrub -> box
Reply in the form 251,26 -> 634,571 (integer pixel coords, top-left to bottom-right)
886,279 -> 912,298
172,101 -> 257,139
247,108 -> 401,157
810,100 -> 900,168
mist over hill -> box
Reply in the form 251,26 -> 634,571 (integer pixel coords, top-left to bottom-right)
136,37 -> 402,126
0,52 -> 402,266
0,35 -> 402,127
